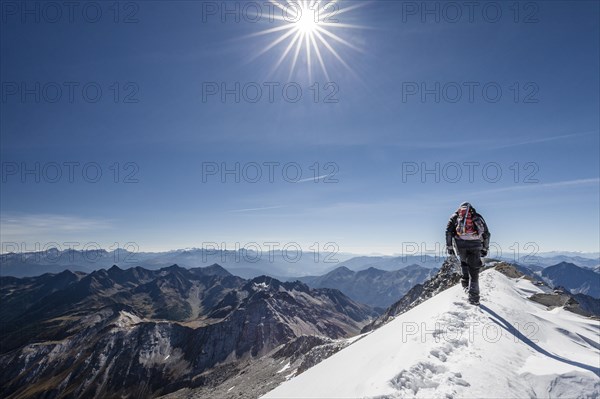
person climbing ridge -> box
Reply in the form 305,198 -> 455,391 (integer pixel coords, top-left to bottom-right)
445,202 -> 491,305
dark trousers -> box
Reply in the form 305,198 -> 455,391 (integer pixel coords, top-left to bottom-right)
457,247 -> 482,301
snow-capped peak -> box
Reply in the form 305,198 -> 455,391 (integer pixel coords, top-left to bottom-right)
254,282 -> 270,290
262,268 -> 599,398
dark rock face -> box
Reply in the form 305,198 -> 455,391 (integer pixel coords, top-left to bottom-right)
541,262 -> 600,298
270,333 -> 356,374
571,293 -> 600,317
0,264 -> 373,398
272,335 -> 332,363
361,257 -> 462,333
528,292 -> 600,318
529,292 -> 573,307
160,333 -> 356,399
296,265 -> 436,308
528,293 -> 591,317
494,262 -> 525,278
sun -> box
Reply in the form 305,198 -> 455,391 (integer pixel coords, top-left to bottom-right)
246,0 -> 367,82
297,5 -> 318,33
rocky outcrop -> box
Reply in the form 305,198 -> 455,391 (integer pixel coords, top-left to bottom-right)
528,293 -> 591,316
494,262 -> 525,278
571,293 -> 600,317
159,334 -> 356,399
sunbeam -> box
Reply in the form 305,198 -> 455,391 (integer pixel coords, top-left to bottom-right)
248,0 -> 367,82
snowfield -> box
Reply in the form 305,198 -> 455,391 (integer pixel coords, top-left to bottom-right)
262,269 -> 600,399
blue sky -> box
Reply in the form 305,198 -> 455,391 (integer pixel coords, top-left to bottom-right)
1,0 -> 599,255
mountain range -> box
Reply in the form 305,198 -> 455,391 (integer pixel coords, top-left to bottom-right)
0,248 -> 323,279
509,254 -> 600,270
0,264 -> 375,398
294,264 -> 436,309
2,247 -> 597,280
2,257 -> 598,398
324,255 -> 444,272
1,248 -> 443,279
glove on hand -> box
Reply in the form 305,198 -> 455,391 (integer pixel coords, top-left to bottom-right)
481,249 -> 488,257
447,247 -> 455,256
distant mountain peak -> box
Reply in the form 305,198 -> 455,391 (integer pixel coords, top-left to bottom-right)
296,263 -> 437,309
57,269 -> 78,277
552,261 -> 578,268
542,261 -> 599,298
199,263 -> 232,277
331,265 -> 354,273
356,266 -> 391,276
159,264 -> 186,272
362,266 -> 381,272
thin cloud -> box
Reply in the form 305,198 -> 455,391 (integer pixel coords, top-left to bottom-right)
295,174 -> 331,183
227,205 -> 286,213
491,131 -> 595,149
471,178 -> 600,196
1,213 -> 113,236
398,131 -> 595,150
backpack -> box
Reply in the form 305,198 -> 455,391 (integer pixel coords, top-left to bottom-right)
456,204 -> 484,241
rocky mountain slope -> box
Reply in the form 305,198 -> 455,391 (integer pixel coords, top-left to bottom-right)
295,265 -> 436,308
540,261 -> 600,297
361,256 -> 463,333
0,264 -> 375,398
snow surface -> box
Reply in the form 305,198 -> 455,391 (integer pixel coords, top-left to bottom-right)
277,362 -> 291,374
262,269 -> 600,399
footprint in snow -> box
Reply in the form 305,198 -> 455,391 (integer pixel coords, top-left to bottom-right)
430,344 -> 456,362
452,301 -> 469,309
389,361 -> 470,397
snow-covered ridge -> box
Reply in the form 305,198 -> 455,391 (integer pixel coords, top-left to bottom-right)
262,269 -> 600,398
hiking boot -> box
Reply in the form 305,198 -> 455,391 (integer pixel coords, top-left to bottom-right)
468,297 -> 480,306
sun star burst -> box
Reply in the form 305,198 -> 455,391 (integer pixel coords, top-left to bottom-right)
248,0 -> 366,82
